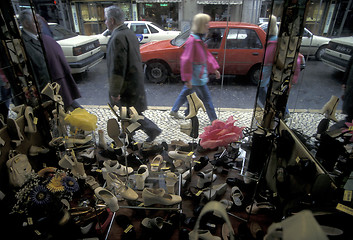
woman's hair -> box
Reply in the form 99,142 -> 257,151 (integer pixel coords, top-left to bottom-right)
191,13 -> 211,34
104,5 -> 125,25
268,15 -> 278,36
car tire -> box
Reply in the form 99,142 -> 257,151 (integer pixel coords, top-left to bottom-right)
248,65 -> 261,85
146,62 -> 169,83
315,45 -> 327,61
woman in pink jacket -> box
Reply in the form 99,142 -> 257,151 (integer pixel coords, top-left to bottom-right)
169,13 -> 220,123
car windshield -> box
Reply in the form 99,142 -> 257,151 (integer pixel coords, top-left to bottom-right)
150,22 -> 167,31
171,29 -> 190,47
49,24 -> 77,41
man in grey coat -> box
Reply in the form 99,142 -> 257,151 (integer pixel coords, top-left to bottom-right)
105,5 -> 161,142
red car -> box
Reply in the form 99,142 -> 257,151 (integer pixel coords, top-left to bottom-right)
140,21 -> 267,84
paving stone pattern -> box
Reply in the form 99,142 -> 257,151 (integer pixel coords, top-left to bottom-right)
85,105 -> 345,145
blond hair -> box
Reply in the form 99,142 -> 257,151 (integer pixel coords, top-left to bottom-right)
268,15 -> 278,36
191,13 -> 211,34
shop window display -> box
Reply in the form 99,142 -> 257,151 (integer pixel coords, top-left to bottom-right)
0,0 -> 353,239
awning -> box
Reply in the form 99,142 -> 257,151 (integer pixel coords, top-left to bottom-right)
197,0 -> 242,5
136,0 -> 182,2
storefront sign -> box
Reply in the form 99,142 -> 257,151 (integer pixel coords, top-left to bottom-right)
71,4 -> 80,33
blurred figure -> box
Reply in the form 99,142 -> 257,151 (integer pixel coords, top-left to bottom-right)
19,9 -> 81,111
105,5 -> 161,142
170,13 -> 220,123
0,67 -> 11,121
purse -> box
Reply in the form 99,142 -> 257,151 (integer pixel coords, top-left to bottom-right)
6,150 -> 33,187
189,201 -> 235,240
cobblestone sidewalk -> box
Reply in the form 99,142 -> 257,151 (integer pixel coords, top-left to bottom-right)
85,105 -> 345,145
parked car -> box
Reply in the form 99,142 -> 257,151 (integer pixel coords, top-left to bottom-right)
140,22 -> 267,84
322,36 -> 353,72
260,22 -> 330,60
48,23 -> 104,74
95,21 -> 181,53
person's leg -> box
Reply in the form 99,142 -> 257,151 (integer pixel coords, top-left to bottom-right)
194,85 -> 217,122
171,85 -> 192,112
138,115 -> 162,142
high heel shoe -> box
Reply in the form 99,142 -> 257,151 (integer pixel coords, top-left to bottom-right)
320,95 -> 339,122
180,116 -> 199,138
24,106 -> 37,133
107,118 -> 123,148
185,92 -> 206,119
94,187 -> 119,212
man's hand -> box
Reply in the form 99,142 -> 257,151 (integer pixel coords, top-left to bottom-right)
111,95 -> 120,103
185,81 -> 192,89
215,70 -> 221,79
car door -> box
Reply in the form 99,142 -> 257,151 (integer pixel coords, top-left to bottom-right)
205,27 -> 226,72
300,28 -> 315,56
223,27 -> 263,75
129,22 -> 151,44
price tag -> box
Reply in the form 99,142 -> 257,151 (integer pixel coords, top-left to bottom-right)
349,126 -> 353,131
196,190 -> 203,196
343,190 -> 352,202
336,203 -> 353,216
161,167 -> 170,170
138,202 -> 144,207
151,164 -> 160,166
295,156 -> 300,163
33,117 -> 38,125
27,217 -> 33,225
34,230 -> 41,236
134,142 -> 139,145
124,225 -> 133,233
187,152 -> 194,156
194,161 -> 201,164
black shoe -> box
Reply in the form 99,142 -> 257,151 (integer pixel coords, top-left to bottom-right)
194,156 -> 209,171
115,215 -> 136,240
140,141 -> 164,158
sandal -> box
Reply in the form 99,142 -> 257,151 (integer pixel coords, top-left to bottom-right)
231,186 -> 244,207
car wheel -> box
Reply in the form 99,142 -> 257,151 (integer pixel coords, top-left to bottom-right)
146,62 -> 169,83
315,45 -> 327,61
249,65 -> 261,85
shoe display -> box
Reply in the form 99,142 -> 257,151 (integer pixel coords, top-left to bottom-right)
142,188 -> 182,206
196,169 -> 217,189
135,164 -> 149,190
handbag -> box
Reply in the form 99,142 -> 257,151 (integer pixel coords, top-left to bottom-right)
189,201 -> 235,240
6,150 -> 33,187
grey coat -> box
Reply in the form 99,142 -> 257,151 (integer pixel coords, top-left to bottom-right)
107,24 -> 147,113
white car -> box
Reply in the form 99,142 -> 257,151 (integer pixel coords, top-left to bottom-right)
322,36 -> 353,72
49,23 -> 104,74
260,23 -> 330,60
95,21 -> 181,53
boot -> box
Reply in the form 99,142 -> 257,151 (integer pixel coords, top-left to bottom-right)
185,92 -> 206,119
180,116 -> 199,138
320,95 -> 339,122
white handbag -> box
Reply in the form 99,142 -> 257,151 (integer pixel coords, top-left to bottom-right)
6,151 -> 33,187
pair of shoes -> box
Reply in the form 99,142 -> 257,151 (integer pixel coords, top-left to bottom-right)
185,92 -> 206,119
106,172 -> 138,201
180,116 -> 199,138
135,165 -> 149,190
169,111 -> 184,119
94,187 -> 119,212
196,169 -> 217,189
142,188 -> 182,206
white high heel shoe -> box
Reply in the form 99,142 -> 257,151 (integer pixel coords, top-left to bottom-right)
135,165 -> 149,190
196,169 -> 217,189
102,159 -> 133,176
106,172 -> 138,201
320,95 -> 339,122
94,187 -> 119,212
24,106 -> 37,133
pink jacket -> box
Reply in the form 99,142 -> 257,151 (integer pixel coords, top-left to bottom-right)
180,35 -> 219,82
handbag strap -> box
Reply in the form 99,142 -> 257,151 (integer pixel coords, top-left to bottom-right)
191,201 -> 235,240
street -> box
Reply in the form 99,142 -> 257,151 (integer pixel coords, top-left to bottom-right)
74,58 -> 344,111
